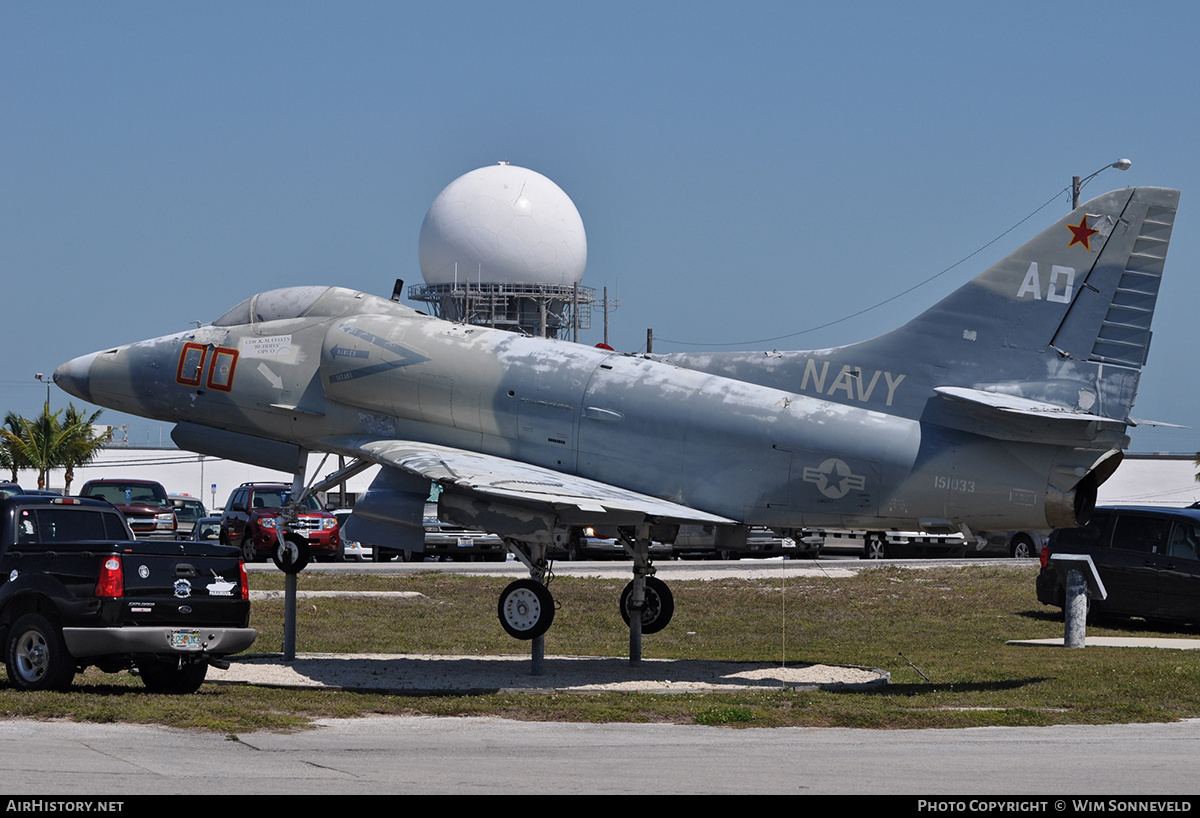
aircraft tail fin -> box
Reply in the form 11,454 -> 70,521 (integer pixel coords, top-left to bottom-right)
860,186 -> 1180,422
661,187 -> 1179,427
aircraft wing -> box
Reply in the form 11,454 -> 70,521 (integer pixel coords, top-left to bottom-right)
330,437 -> 736,527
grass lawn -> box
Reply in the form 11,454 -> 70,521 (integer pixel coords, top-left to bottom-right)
3,564 -> 1199,732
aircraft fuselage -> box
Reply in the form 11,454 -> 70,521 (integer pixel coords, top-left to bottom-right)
59,288 -> 1096,534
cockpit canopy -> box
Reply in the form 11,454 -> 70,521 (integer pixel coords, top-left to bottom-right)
214,286 -> 337,327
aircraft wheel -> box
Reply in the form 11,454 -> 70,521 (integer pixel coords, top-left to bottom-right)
620,576 -> 674,634
273,533 -> 311,574
497,579 -> 555,640
862,535 -> 888,560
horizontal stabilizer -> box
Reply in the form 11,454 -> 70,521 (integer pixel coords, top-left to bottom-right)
934,387 -> 1123,423
933,386 -> 1127,446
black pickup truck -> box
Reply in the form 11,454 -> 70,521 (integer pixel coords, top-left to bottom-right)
0,494 -> 256,693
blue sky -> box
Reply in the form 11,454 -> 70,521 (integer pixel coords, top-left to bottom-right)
3,1 -> 1199,452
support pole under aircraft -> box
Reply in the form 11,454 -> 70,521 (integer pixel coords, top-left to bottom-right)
283,573 -> 297,661
532,634 -> 544,675
628,574 -> 644,665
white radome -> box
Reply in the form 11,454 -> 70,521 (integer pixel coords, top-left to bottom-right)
418,163 -> 587,287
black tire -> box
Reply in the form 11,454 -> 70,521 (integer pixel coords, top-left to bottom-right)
6,613 -> 75,692
240,536 -> 258,563
619,576 -> 675,634
1010,534 -> 1035,559
862,535 -> 889,560
272,533 -> 311,574
497,579 -> 555,640
139,660 -> 208,694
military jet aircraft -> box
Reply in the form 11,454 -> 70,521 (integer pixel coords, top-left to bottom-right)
54,186 -> 1179,646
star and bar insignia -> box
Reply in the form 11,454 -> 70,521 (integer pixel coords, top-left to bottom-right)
1066,215 -> 1099,251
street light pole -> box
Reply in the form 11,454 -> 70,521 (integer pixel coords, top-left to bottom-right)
33,373 -> 51,491
1073,158 -> 1132,209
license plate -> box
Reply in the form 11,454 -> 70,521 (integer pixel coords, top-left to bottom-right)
170,629 -> 202,649
457,537 -> 474,547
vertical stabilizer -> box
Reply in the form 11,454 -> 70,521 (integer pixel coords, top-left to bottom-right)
664,187 -> 1179,425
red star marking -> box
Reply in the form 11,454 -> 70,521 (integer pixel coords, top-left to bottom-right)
1067,215 -> 1099,251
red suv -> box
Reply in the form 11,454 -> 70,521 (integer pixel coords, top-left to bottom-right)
79,478 -> 177,540
220,483 -> 341,562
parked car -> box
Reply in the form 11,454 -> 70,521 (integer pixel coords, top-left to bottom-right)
1036,505 -> 1200,626
810,529 -> 966,559
671,524 -> 817,560
169,494 -> 208,539
79,478 -> 177,540
972,530 -> 1047,558
553,526 -> 672,560
420,503 -> 506,562
220,483 -> 342,562
331,509 -> 372,561
189,516 -> 222,542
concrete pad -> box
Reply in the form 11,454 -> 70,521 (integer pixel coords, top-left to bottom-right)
1009,637 -> 1200,649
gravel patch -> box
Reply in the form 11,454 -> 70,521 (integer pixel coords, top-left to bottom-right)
214,652 -> 887,694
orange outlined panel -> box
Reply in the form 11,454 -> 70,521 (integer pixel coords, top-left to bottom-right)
207,347 -> 239,392
176,343 -> 208,387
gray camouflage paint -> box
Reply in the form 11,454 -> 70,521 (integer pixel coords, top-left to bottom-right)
54,187 -> 1179,550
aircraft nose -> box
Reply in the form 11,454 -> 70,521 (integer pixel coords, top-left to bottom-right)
53,352 -> 97,403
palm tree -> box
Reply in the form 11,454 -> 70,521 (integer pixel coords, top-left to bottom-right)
0,404 -> 108,492
2,412 -> 30,482
60,405 -> 110,496
2,407 -> 63,490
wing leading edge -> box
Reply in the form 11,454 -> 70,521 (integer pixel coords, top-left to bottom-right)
353,439 -> 733,525
326,437 -> 734,552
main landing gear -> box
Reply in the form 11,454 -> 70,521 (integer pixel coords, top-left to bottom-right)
498,540 -> 556,642
497,578 -> 555,640
497,527 -> 675,668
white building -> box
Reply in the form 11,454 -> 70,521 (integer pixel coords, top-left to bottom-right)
19,447 -> 381,514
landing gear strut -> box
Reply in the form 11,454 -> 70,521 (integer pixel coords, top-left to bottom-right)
495,526 -> 677,670
617,527 -> 674,664
499,539 -> 556,674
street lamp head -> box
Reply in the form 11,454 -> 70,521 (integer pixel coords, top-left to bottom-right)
1114,158 -> 1132,171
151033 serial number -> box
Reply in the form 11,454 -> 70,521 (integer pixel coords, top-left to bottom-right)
933,475 -> 976,493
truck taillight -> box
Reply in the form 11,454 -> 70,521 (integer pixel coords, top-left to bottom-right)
239,560 -> 249,601
95,556 -> 124,598
1039,545 -> 1051,569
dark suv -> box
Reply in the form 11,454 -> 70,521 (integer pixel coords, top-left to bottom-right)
1036,505 -> 1200,626
78,478 -> 177,540
220,483 -> 341,562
